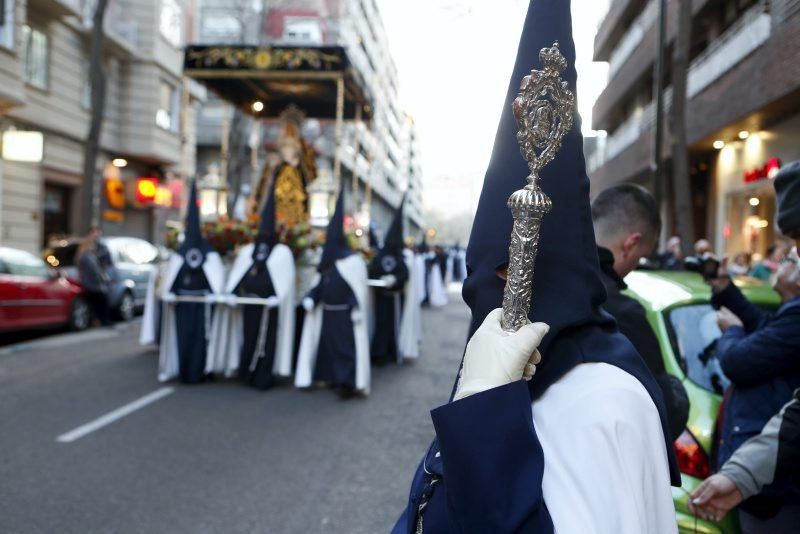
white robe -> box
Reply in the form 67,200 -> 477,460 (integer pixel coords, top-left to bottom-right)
294,254 -> 372,394
205,243 -> 295,378
157,252 -> 225,382
138,263 -> 162,346
427,257 -> 448,308
398,249 -> 422,360
533,362 -> 677,534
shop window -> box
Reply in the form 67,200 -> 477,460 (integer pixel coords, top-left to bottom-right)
21,25 -> 49,90
0,0 -> 15,50
43,184 -> 71,244
159,0 -> 183,48
156,80 -> 179,131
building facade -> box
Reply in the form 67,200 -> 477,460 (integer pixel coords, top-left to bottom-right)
0,0 -> 202,254
192,0 -> 424,237
589,0 -> 800,257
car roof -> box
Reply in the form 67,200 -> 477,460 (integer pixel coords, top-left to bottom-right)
624,270 -> 781,311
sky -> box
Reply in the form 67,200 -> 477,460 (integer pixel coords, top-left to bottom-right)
378,0 -> 610,218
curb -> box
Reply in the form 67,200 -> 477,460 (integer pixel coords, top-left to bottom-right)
0,319 -> 142,356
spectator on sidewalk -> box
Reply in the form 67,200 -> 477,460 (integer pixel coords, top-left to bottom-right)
689,389 -> 800,526
591,184 -> 690,440
659,236 -> 683,270
695,239 -> 713,257
76,227 -> 112,327
707,161 -> 800,530
727,252 -> 751,277
750,243 -> 787,281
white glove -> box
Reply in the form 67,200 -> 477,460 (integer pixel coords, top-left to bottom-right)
265,296 -> 280,308
454,308 -> 549,401
351,309 -> 364,324
302,297 -> 315,312
223,294 -> 238,307
162,292 -> 177,303
381,274 -> 397,287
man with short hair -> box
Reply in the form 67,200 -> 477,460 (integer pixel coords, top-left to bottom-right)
592,184 -> 690,440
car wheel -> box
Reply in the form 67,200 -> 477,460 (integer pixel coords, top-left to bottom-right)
70,297 -> 91,331
117,291 -> 135,322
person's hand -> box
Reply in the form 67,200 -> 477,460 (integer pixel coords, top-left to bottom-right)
381,274 -> 397,287
705,257 -> 732,292
302,297 -> 315,312
265,296 -> 280,308
223,294 -> 238,307
351,309 -> 364,324
162,292 -> 177,303
454,308 -> 549,401
717,306 -> 743,331
688,474 -> 744,523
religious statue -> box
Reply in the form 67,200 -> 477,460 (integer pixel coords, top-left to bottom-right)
251,106 -> 317,228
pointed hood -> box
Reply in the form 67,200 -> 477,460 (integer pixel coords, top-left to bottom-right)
459,0 -> 678,485
383,193 -> 406,255
178,179 -> 212,269
463,0 -> 605,347
418,232 -> 429,254
253,180 -> 278,263
318,188 -> 352,272
368,223 -> 381,250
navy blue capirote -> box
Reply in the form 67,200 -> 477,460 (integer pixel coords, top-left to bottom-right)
393,1 -> 679,532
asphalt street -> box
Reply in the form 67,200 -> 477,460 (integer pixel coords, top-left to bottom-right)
0,292 -> 469,534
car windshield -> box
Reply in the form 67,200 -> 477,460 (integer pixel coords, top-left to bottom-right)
667,304 -> 731,395
106,239 -> 159,265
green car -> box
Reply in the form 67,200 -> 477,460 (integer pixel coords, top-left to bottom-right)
623,271 -> 780,534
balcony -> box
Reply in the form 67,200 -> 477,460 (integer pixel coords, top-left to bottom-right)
687,6 -> 771,98
81,0 -> 138,55
28,0 -> 82,19
608,0 -> 657,77
592,0 -> 714,130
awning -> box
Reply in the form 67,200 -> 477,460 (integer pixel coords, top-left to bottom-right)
183,45 -> 372,120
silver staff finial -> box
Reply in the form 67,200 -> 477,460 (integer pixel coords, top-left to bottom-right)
501,42 -> 575,333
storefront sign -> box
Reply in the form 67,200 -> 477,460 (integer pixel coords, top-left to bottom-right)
2,130 -> 44,162
134,177 -> 158,205
103,209 -> 124,223
744,157 -> 781,183
105,177 -> 126,209
154,185 -> 173,207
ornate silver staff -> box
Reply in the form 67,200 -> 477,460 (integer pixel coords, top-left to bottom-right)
501,42 -> 575,332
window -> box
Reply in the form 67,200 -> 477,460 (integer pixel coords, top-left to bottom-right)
666,303 -> 776,394
21,25 -> 49,89
159,0 -> 183,48
156,80 -> 178,131
2,249 -> 52,279
282,18 -> 323,44
0,0 -> 15,50
81,61 -> 91,108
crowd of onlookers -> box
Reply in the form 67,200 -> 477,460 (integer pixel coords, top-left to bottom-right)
592,158 -> 800,532
655,235 -> 793,282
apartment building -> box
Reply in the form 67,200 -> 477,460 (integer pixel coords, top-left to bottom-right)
589,0 -> 800,257
193,0 -> 424,236
0,0 -> 202,253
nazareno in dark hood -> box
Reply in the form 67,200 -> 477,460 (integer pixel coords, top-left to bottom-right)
318,187 -> 352,272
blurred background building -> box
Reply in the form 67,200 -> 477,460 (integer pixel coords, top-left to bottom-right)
587,0 -> 800,257
0,0 -> 204,253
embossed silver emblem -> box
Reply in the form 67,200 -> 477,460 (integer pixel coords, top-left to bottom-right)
501,42 -> 575,333
254,243 -> 269,262
381,255 -> 397,273
185,248 -> 204,269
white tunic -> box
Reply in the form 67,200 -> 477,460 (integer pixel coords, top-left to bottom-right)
532,362 -> 677,534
